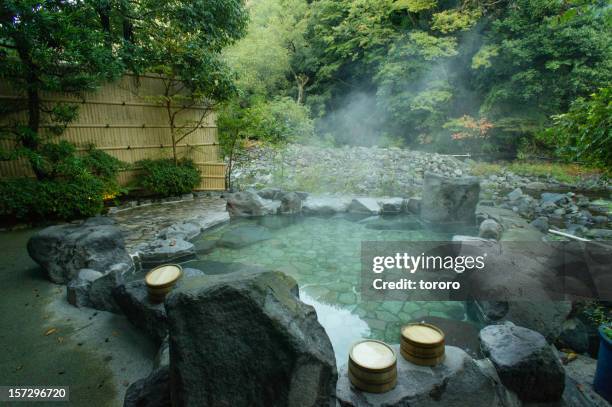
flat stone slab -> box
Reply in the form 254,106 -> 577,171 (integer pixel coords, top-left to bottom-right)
302,196 -> 352,214
336,345 -> 516,407
348,198 -> 381,214
137,238 -> 195,269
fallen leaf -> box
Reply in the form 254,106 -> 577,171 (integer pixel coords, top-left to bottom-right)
112,331 -> 119,337
57,336 -> 64,344
44,328 -> 57,336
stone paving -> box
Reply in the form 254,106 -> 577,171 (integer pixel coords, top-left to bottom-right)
110,194 -> 228,252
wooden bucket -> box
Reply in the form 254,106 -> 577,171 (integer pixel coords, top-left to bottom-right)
348,340 -> 397,393
145,264 -> 183,303
400,323 -> 445,366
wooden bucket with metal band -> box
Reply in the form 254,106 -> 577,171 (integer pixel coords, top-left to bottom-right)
145,264 -> 183,303
400,323 -> 445,366
348,340 -> 397,393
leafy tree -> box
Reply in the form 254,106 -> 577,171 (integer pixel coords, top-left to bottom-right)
540,87 -> 611,169
0,0 -> 122,178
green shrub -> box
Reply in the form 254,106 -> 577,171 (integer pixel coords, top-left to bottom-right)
138,159 -> 201,197
0,143 -> 123,222
81,146 -> 126,196
539,88 -> 611,170
0,175 -> 105,222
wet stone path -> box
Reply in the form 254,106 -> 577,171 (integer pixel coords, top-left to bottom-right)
110,194 -> 227,251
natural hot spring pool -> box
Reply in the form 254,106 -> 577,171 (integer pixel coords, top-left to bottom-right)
181,214 -> 480,365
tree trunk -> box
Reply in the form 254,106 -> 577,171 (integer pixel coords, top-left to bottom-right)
294,73 -> 309,105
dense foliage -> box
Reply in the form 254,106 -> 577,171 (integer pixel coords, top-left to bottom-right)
221,0 -> 611,164
138,159 -> 201,197
540,88 -> 611,169
0,147 -> 123,221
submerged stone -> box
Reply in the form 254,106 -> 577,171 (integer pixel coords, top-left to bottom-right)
217,225 -> 273,248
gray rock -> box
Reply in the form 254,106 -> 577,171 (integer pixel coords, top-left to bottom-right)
124,364 -> 170,407
114,268 -> 205,344
27,217 -> 132,284
467,300 -> 509,323
192,239 -> 216,255
66,269 -> 103,308
525,181 -> 548,190
226,189 -> 279,217
558,318 -> 590,354
507,188 -> 523,202
89,265 -> 126,313
378,198 -> 404,214
541,193 -> 569,205
336,345 -> 518,407
165,270 -> 337,407
479,219 -> 502,240
505,301 -> 573,343
421,173 -> 480,225
348,198 -> 381,214
158,221 -> 201,241
257,187 -> 284,200
280,192 -> 302,214
138,239 -> 195,269
530,216 -> 549,233
114,279 -> 168,344
124,337 -> 171,407
217,225 -> 272,249
302,196 -> 352,215
479,323 -> 565,402
405,198 -> 421,215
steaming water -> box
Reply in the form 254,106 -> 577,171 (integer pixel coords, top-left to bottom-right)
185,214 -> 479,366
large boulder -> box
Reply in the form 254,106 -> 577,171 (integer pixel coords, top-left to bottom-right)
336,345 -> 519,407
27,217 -> 132,284
257,187 -> 284,200
226,189 -> 280,218
165,270 -> 337,407
302,196 -> 352,215
280,192 -> 303,214
420,173 -> 480,225
479,323 -> 565,402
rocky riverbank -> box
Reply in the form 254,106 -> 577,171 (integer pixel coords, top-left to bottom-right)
230,144 -> 609,196
231,144 -> 611,241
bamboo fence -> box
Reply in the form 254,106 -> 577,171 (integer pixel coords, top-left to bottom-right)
0,74 -> 226,190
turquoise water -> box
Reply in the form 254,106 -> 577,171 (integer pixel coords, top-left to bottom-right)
186,214 -> 478,365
